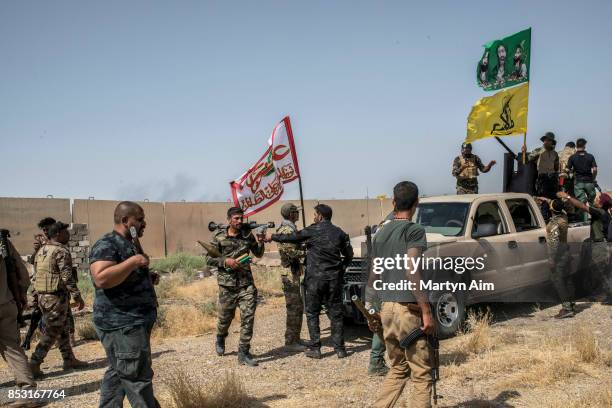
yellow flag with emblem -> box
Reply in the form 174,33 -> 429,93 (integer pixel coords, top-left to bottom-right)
466,82 -> 529,143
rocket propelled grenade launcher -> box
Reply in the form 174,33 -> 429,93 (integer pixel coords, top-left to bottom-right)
201,220 -> 275,272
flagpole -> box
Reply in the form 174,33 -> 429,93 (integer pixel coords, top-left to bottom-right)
522,132 -> 527,164
298,175 -> 306,229
283,116 -> 307,229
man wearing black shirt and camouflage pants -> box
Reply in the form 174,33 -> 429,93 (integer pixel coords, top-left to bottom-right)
89,201 -> 160,408
566,138 -> 598,222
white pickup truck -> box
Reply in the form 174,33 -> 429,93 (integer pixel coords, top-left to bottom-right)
344,192 -> 591,337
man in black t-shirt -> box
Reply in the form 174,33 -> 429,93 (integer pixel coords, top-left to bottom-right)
89,201 -> 160,408
566,138 -> 598,221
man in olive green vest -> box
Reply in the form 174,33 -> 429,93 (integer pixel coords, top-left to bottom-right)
451,143 -> 496,194
29,222 -> 87,378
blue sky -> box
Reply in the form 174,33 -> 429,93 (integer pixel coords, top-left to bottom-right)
1,1 -> 610,202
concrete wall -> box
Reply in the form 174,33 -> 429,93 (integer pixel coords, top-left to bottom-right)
73,199 -> 166,258
0,197 -> 71,256
1,197 -> 393,257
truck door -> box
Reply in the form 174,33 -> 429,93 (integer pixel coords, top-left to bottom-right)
504,198 -> 549,289
469,200 -> 521,299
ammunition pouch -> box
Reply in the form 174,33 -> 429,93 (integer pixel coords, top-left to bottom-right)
34,245 -> 62,294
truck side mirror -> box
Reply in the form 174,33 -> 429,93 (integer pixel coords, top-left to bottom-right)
472,223 -> 497,239
371,225 -> 378,234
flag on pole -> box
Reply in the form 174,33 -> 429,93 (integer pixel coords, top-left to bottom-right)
230,117 -> 301,217
477,28 -> 531,91
466,82 -> 529,143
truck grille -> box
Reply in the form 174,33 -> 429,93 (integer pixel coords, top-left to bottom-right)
344,257 -> 367,283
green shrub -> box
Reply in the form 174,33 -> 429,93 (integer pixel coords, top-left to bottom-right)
151,253 -> 204,279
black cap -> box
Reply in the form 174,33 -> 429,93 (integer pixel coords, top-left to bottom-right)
462,142 -> 472,150
48,222 -> 69,238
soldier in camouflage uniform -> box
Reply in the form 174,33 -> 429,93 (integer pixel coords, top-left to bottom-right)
452,143 -> 496,194
205,207 -> 265,367
541,198 -> 576,318
558,141 -> 576,195
89,201 -> 160,408
558,191 -> 612,302
277,203 -> 305,350
29,222 -> 87,378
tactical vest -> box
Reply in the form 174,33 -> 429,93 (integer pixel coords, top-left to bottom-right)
459,156 -> 478,179
34,244 -> 62,293
537,150 -> 557,174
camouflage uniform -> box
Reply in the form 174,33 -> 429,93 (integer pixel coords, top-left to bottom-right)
546,213 -> 574,312
558,146 -> 576,194
204,226 -> 264,347
89,231 -> 159,408
276,220 -> 305,345
527,146 -> 559,199
452,154 -> 486,194
30,241 -> 83,365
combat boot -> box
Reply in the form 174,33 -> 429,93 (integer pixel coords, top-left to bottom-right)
62,357 -> 89,370
336,348 -> 348,359
29,360 -> 43,379
215,335 -> 226,356
368,363 -> 390,376
304,348 -> 322,359
237,344 -> 258,367
284,342 -> 306,352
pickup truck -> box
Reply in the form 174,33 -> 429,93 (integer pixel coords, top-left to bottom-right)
343,192 -> 591,338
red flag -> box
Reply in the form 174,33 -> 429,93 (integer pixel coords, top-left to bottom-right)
230,117 -> 301,217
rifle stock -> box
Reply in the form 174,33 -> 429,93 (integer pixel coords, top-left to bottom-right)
351,295 -> 384,339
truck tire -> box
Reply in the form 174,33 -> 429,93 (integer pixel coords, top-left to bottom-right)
430,291 -> 466,339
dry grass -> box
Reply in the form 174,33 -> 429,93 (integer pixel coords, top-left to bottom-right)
153,302 -> 217,338
171,278 -> 218,300
572,325 -> 601,363
462,308 -> 494,354
166,369 -> 253,408
76,318 -> 99,341
252,264 -> 283,297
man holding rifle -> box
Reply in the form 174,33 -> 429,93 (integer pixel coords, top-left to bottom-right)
204,206 -> 265,366
89,201 -> 160,408
367,181 -> 436,408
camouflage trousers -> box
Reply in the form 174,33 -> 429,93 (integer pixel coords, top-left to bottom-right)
550,251 -> 575,311
456,179 -> 478,195
217,284 -> 257,346
281,268 -> 303,345
31,293 -> 74,364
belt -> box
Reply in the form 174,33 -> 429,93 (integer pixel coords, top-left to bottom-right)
592,239 -> 607,243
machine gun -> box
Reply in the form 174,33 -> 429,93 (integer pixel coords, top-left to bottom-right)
399,306 -> 441,407
0,229 -> 26,325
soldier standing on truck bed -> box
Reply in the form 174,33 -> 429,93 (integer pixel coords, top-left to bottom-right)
566,138 -> 598,222
276,203 -> 306,351
452,143 -> 496,194
205,206 -> 264,367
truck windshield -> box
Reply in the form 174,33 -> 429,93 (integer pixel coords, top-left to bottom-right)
415,202 -> 470,236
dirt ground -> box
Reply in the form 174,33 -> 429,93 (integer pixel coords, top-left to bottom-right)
1,299 -> 611,408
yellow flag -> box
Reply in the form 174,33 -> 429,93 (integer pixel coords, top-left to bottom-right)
466,82 -> 529,143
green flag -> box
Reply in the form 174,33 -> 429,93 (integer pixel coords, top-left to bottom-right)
477,28 -> 531,91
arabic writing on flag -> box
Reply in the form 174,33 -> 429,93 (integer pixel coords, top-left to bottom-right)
230,117 -> 301,217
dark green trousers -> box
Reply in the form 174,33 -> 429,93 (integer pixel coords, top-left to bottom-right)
96,321 -> 160,408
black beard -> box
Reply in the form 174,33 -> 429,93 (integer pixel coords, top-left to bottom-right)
514,57 -> 521,64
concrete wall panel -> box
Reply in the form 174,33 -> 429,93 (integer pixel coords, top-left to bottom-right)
73,200 -> 166,258
0,197 -> 71,256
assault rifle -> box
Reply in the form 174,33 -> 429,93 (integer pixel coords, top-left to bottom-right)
0,229 -> 26,325
351,295 -> 384,340
399,306 -> 441,407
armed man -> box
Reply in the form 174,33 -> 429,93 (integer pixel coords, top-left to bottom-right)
89,201 -> 161,407
205,206 -> 264,366
566,138 -> 598,222
557,191 -> 612,303
522,132 -> 559,198
0,229 -> 38,396
276,203 -> 306,351
264,203 -> 353,359
537,197 -> 576,318
558,141 -> 576,195
29,222 -> 87,378
367,181 -> 435,408
451,143 -> 496,194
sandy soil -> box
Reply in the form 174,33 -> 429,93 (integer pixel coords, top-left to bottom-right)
1,300 -> 611,408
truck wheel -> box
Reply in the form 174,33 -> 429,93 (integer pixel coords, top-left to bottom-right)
431,292 -> 466,339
